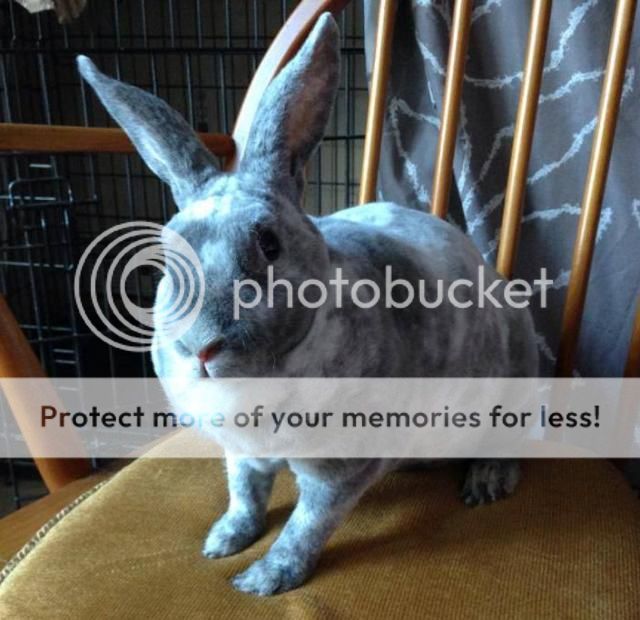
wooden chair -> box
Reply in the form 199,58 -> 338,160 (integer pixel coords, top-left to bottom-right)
0,0 -> 639,615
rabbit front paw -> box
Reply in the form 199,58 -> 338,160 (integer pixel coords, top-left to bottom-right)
202,513 -> 264,559
461,459 -> 520,506
231,555 -> 310,596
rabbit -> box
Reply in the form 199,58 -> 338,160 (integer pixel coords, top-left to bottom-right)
77,13 -> 538,596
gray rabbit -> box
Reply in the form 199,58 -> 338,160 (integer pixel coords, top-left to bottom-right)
78,13 -> 538,596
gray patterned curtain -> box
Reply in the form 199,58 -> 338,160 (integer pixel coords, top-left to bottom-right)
365,0 -> 640,377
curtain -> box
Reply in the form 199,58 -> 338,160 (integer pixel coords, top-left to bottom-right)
365,0 -> 640,377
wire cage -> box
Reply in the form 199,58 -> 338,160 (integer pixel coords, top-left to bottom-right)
0,0 -> 367,509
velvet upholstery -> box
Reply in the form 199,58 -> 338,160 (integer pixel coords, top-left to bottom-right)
1,434 -> 639,618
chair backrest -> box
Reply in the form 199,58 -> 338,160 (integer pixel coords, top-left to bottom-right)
0,0 -> 638,490
245,0 -> 637,378
352,0 -> 639,378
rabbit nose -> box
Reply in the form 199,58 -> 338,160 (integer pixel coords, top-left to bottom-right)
197,339 -> 224,364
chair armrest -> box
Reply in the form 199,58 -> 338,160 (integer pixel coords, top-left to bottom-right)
0,123 -> 235,158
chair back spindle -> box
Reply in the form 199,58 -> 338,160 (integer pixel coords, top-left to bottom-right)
496,0 -> 553,279
359,0 -> 396,204
556,0 -> 637,376
430,0 -> 473,219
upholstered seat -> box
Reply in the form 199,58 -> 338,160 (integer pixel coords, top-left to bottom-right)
1,433 -> 638,618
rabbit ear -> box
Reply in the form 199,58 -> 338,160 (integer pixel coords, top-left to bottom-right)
77,56 -> 219,209
241,13 -> 340,194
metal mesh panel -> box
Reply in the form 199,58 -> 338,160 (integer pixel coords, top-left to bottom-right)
0,0 -> 367,509
0,0 -> 367,378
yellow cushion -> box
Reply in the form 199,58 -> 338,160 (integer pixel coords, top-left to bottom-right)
1,434 -> 639,618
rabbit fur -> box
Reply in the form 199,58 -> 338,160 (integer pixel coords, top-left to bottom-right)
77,13 -> 538,596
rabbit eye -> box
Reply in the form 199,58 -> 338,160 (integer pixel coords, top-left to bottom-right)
174,340 -> 191,357
258,229 -> 281,262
